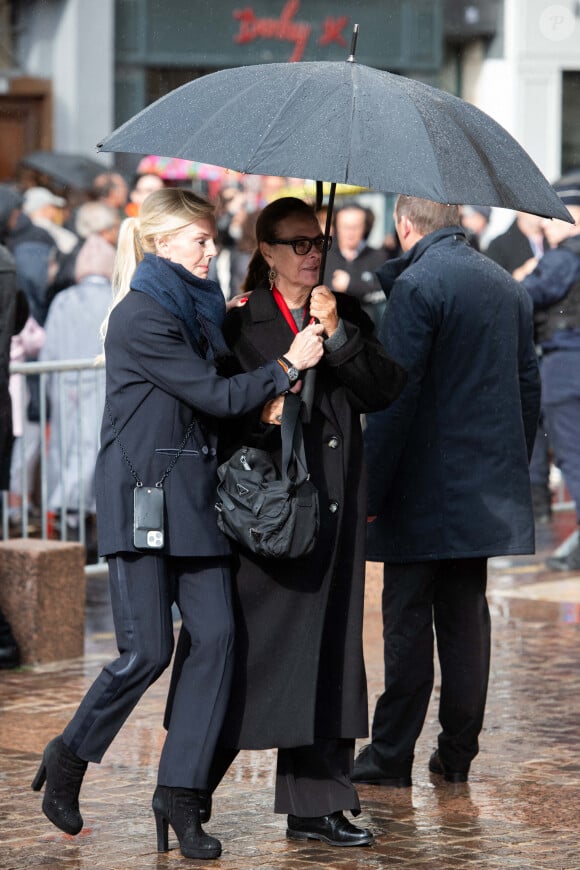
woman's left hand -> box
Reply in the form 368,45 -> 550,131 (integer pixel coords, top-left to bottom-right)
261,395 -> 285,425
226,292 -> 251,311
309,285 -> 339,338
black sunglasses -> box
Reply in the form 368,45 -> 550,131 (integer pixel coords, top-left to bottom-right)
266,235 -> 332,255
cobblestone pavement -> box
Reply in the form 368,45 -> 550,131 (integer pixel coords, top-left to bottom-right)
1,512 -> 579,869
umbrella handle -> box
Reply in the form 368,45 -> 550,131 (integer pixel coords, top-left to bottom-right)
301,182 -> 336,423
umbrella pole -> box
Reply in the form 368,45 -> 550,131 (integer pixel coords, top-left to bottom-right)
318,182 -> 336,285
301,182 -> 336,423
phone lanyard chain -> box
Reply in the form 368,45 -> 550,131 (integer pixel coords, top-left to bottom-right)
106,399 -> 196,488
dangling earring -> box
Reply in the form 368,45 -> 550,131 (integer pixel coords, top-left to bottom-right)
268,269 -> 277,291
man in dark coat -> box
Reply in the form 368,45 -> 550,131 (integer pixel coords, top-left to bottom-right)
352,195 -> 540,788
0,240 -> 28,668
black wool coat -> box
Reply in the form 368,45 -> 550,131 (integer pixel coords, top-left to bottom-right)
95,289 -> 289,557
366,226 -> 541,563
217,287 -> 407,749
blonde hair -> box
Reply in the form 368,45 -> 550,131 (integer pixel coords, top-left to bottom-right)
394,195 -> 460,235
98,188 -> 215,350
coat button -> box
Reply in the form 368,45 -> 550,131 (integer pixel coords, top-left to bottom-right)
328,500 -> 339,514
327,436 -> 340,449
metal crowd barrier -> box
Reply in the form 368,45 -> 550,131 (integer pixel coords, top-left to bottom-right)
2,358 -> 107,576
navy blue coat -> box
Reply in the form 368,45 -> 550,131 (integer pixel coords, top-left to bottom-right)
95,289 -> 289,557
366,226 -> 541,563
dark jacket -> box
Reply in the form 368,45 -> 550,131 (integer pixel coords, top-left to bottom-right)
366,226 -> 541,563
324,242 -> 387,303
0,245 -> 29,489
521,234 -> 580,351
217,287 -> 406,748
95,289 -> 289,557
485,219 -> 544,274
6,213 -> 54,325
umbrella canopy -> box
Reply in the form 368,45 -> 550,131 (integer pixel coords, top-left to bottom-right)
98,60 -> 571,223
20,151 -> 105,190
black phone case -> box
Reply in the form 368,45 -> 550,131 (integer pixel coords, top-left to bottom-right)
133,486 -> 165,549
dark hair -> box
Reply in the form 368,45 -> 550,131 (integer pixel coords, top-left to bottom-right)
242,197 -> 317,293
91,172 -> 127,200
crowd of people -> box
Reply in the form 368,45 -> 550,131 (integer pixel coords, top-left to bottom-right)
0,155 -> 578,859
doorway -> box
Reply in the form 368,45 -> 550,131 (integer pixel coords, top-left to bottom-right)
0,78 -> 52,182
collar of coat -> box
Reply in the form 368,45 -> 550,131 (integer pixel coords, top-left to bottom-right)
376,225 -> 467,296
244,284 -> 310,329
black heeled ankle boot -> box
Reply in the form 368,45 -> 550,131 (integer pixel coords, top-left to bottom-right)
152,785 -> 222,860
31,735 -> 88,835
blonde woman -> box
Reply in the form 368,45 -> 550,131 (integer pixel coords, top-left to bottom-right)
31,188 -> 324,861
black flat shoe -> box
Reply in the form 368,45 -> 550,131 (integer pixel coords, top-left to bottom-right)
287,811 -> 374,847
351,744 -> 412,787
428,750 -> 469,783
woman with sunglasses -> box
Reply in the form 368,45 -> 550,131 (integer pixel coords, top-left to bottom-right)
168,197 -> 407,847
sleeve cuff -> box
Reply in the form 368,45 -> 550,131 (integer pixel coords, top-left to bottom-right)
324,318 -> 347,352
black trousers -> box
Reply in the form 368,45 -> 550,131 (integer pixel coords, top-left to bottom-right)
208,738 -> 360,817
63,552 -> 234,789
370,557 -> 490,774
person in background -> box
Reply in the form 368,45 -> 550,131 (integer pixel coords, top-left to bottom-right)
519,177 -> 580,571
0,184 -> 55,326
352,195 -> 540,790
39,234 -> 117,561
324,203 -> 388,331
48,201 -> 121,304
125,172 -> 165,218
486,211 -> 546,274
0,183 -> 53,508
7,313 -> 45,528
169,196 -> 407,849
459,205 -> 492,252
31,187 -> 324,862
0,238 -> 29,668
23,187 -> 78,267
487,211 -> 552,523
90,171 -> 129,218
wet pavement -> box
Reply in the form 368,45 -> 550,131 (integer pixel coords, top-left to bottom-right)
1,511 -> 579,869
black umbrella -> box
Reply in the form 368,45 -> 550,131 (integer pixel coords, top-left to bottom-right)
98,58 -> 571,223
98,43 -> 572,416
20,151 -> 106,190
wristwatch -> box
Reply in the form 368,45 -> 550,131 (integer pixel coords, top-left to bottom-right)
277,355 -> 300,385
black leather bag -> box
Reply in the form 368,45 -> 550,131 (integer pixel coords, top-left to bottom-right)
215,392 -> 319,558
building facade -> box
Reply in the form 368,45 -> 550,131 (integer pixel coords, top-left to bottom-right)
0,0 -> 578,185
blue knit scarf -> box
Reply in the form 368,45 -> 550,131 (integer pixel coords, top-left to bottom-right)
131,253 -> 228,359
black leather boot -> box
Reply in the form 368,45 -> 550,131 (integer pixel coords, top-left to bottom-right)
152,785 -> 221,860
31,735 -> 88,834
